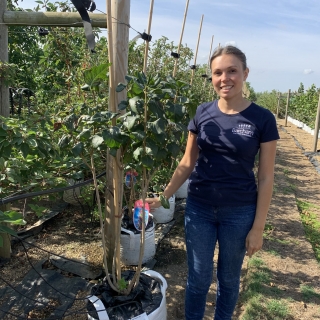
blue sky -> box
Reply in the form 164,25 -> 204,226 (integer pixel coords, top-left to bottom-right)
14,0 -> 320,92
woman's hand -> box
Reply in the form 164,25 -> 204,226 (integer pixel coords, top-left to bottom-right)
245,228 -> 264,257
145,197 -> 162,212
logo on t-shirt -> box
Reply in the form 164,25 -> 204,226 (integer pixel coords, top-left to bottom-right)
232,123 -> 254,137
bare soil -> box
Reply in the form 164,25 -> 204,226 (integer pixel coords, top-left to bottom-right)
1,118 -> 320,319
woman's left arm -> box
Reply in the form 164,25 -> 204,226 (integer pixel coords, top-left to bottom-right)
246,140 -> 278,257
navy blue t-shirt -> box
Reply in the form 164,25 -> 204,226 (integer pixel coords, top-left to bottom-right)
187,100 -> 280,206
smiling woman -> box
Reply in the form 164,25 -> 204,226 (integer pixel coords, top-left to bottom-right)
146,45 -> 280,320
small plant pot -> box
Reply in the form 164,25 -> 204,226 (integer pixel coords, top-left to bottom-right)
174,179 -> 189,199
152,194 -> 175,224
120,222 -> 156,266
87,270 -> 167,320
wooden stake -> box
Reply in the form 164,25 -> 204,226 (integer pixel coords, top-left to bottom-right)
312,94 -> 320,152
111,0 -> 130,104
172,0 -> 190,77
105,0 -> 120,284
0,0 -> 9,117
190,14 -> 204,86
143,0 -> 154,74
284,89 -> 291,127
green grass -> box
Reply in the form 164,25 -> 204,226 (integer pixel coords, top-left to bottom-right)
275,238 -> 291,245
296,199 -> 320,262
300,285 -> 320,302
240,257 -> 292,319
282,185 -> 296,194
266,249 -> 280,257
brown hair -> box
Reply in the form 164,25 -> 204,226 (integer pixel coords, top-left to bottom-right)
210,45 -> 247,71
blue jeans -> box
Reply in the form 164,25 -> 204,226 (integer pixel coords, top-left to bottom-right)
184,197 -> 256,320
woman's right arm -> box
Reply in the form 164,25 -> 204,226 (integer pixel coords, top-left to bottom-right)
146,131 -> 199,209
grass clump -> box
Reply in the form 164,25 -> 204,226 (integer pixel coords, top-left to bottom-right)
240,257 -> 292,319
300,285 -> 320,302
296,199 -> 320,261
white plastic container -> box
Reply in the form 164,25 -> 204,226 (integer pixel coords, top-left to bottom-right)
152,195 -> 175,224
120,223 -> 156,265
87,270 -> 167,320
174,179 -> 189,199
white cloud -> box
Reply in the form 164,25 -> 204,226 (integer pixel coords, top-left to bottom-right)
303,69 -> 314,75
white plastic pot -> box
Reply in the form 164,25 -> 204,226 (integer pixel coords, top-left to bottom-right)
152,195 -> 175,224
87,270 -> 167,320
120,223 -> 156,266
174,179 -> 189,199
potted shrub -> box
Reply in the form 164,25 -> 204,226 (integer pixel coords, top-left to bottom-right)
58,64 -> 190,318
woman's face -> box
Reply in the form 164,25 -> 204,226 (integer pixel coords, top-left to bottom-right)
211,54 -> 249,100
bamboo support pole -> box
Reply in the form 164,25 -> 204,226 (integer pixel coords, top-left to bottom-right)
203,35 -> 214,90
312,94 -> 320,152
190,14 -> 204,86
207,35 -> 214,71
284,89 -> 291,127
172,0 -> 190,78
276,92 -> 280,119
143,0 -> 154,74
0,0 -> 9,117
4,11 -> 108,27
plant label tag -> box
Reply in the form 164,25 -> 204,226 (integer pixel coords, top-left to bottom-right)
131,313 -> 149,320
133,200 -> 149,231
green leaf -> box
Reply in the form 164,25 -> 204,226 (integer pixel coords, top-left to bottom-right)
0,225 -> 18,236
0,127 -> 7,137
153,148 -> 167,161
72,142 -> 84,156
148,118 -> 166,135
1,145 -> 12,158
83,63 -> 110,89
109,148 -> 117,157
129,131 -> 145,141
102,127 -> 123,148
5,168 -> 19,183
165,102 -> 185,122
131,82 -> 144,96
141,155 -> 153,168
77,129 -> 91,141
63,114 -> 78,131
148,100 -> 165,119
116,83 -> 127,92
160,194 -> 170,209
133,147 -> 143,160
124,116 -> 137,130
92,135 -> 104,148
20,142 -> 30,158
58,134 -> 70,148
118,100 -> 128,111
0,210 -> 26,225
167,142 -> 181,157
146,139 -> 158,156
129,96 -> 144,114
